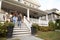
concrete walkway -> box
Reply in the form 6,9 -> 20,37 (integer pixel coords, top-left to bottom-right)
20,35 -> 43,40
7,35 -> 43,40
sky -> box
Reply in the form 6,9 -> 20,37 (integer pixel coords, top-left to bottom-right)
38,0 -> 60,11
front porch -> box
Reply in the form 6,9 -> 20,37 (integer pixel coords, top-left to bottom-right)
0,0 -> 48,34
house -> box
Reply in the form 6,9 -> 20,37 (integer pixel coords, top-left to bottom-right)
39,10 -> 60,26
1,0 -> 60,37
0,0 -> 49,36
0,0 -> 48,27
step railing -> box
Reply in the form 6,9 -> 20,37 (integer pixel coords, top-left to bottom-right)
23,16 -> 32,32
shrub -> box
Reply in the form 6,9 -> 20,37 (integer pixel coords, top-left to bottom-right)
0,22 -> 7,37
48,21 -> 55,31
32,23 -> 40,31
40,26 -> 50,32
7,22 -> 14,27
32,23 -> 50,32
55,19 -> 60,29
0,21 -> 14,37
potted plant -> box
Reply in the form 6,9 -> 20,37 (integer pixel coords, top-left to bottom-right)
31,23 -> 39,35
4,21 -> 14,38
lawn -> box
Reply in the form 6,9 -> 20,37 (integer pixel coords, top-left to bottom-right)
0,38 -> 6,40
36,31 -> 60,40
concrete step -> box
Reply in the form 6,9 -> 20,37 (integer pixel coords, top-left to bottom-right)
13,34 -> 30,37
14,28 -> 28,29
14,26 -> 27,28
13,30 -> 29,32
13,32 -> 30,34
13,23 -> 31,37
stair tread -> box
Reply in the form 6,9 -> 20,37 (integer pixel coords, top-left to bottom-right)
13,23 -> 31,37
13,34 -> 30,36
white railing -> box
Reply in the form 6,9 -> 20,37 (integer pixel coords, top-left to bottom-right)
30,18 -> 39,24
30,18 -> 49,26
39,20 -> 49,26
24,16 -> 32,32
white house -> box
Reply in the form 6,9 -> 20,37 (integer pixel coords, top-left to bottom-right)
0,0 -> 52,37
0,0 -> 48,26
1,0 -> 60,37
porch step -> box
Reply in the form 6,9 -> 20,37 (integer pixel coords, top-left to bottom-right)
14,28 -> 28,30
13,22 -> 31,37
13,32 -> 30,34
14,29 -> 28,32
13,34 -> 30,37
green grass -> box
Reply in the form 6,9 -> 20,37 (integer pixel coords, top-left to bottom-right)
36,31 -> 60,40
0,38 -> 6,40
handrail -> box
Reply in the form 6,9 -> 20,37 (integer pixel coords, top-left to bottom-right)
25,17 -> 31,23
23,16 -> 32,32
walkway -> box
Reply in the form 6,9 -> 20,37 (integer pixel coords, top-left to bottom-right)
7,35 -> 43,40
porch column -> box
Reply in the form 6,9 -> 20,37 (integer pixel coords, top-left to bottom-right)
51,14 -> 54,21
39,17 -> 41,22
27,8 -> 30,20
46,14 -> 48,21
0,0 -> 2,12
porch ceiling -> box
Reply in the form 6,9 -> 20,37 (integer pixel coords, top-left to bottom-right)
2,0 -> 47,17
2,1 -> 27,14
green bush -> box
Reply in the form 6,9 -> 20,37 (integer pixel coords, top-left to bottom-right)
32,23 -> 50,32
4,21 -> 14,27
40,26 -> 50,32
0,22 -> 7,37
39,21 -> 55,32
31,21 -> 55,32
55,20 -> 60,29
32,23 -> 40,31
0,21 -> 14,37
48,21 -> 55,31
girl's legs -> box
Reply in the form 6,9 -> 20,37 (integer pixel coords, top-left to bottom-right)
18,21 -> 21,28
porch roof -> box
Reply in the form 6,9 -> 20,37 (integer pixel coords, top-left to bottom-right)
2,0 -> 47,17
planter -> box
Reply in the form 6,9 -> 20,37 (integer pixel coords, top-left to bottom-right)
31,27 -> 37,35
6,26 -> 14,38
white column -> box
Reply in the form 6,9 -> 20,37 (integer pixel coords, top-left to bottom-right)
46,14 -> 48,21
39,17 -> 41,23
0,0 -> 2,12
27,8 -> 29,20
20,0 -> 24,3
51,14 -> 54,21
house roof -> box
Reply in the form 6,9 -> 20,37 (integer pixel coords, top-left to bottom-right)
2,0 -> 47,17
24,0 -> 40,6
48,12 -> 60,16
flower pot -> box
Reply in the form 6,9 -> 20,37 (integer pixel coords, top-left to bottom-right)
31,27 -> 37,35
6,26 -> 14,38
